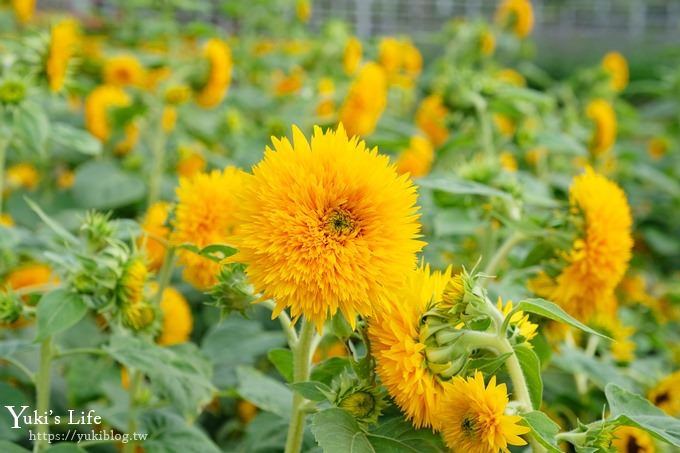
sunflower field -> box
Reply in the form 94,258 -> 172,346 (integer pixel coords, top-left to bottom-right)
0,0 -> 679,452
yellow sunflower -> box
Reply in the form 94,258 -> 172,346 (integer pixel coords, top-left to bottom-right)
339,62 -> 387,137
138,201 -> 171,272
316,78 -> 336,119
85,85 -> 131,142
480,31 -> 496,56
295,0 -> 311,22
495,0 -> 534,38
0,214 -> 15,227
496,298 -> 537,344
530,167 -> 633,321
12,0 -> 35,24
378,37 -> 402,79
273,67 -> 304,96
196,38 -> 232,108
343,37 -> 362,75
171,168 -> 245,289
586,99 -> 617,156
396,135 -> 435,178
648,370 -> 680,416
232,125 -> 424,331
416,94 -> 449,147
602,52 -> 629,92
401,39 -> 423,78
2,263 -> 58,328
612,426 -> 655,453
46,19 -> 79,92
103,55 -> 146,87
118,258 -> 154,330
499,151 -> 518,173
495,68 -> 526,87
368,265 -> 454,429
176,145 -> 207,178
6,163 -> 39,191
647,137 -> 668,161
158,286 -> 193,346
439,371 -> 530,453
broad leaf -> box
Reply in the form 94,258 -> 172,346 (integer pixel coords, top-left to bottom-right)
268,348 -> 293,382
516,299 -> 610,339
417,176 -> 512,200
237,366 -> 292,418
521,411 -> 562,453
36,289 -> 88,341
139,409 -> 221,453
289,381 -> 333,402
514,344 -> 543,410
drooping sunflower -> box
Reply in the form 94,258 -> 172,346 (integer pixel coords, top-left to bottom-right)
84,85 -> 131,141
12,0 -> 35,24
138,201 -> 171,272
439,371 -> 530,453
495,0 -> 534,39
171,168 -> 245,289
103,55 -> 146,87
648,369 -> 680,416
530,167 -> 633,321
157,286 -> 193,346
343,37 -> 362,75
196,38 -> 232,108
396,135 -> 434,178
586,98 -> 617,156
232,125 -> 424,331
46,19 -> 79,92
368,265 -> 454,429
601,51 -> 629,93
612,426 -> 655,453
118,258 -> 154,331
339,62 -> 387,137
416,94 -> 449,147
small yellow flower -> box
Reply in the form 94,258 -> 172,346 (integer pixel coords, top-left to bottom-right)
647,137 -> 668,161
196,38 -> 232,108
602,51 -> 629,92
495,68 -> 526,87
378,37 -> 402,79
85,85 -> 131,142
274,67 -> 304,96
157,286 -> 193,346
0,213 -> 15,227
2,263 -> 58,328
497,298 -> 537,344
648,370 -> 680,416
57,169 -> 75,189
46,19 -> 80,92
138,201 -> 171,272
145,66 -> 171,91
525,146 -> 546,166
494,114 -> 516,137
237,400 -> 258,424
296,0 -> 311,22
586,99 -> 617,156
439,371 -> 530,453
499,151 -> 518,172
612,426 -> 655,453
416,94 -> 449,147
12,0 -> 35,24
340,62 -> 387,137
401,39 -> 423,78
480,31 -> 496,56
176,146 -> 207,179
114,123 -> 140,156
496,0 -> 534,38
164,84 -> 192,105
343,37 -> 362,75
6,163 -> 39,191
162,106 -> 177,132
103,55 -> 146,87
395,136 -> 434,178
118,258 -> 148,307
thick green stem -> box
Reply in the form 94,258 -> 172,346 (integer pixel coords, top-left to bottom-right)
284,319 -> 316,453
123,369 -> 142,453
263,300 -> 298,347
483,232 -> 525,280
33,337 -> 53,452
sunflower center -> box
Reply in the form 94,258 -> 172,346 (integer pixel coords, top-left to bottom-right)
324,208 -> 357,236
654,391 -> 670,405
460,415 -> 478,438
626,436 -> 642,453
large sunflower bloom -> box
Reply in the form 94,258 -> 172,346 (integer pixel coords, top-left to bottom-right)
416,94 -> 449,147
439,371 -> 530,453
171,168 -> 245,289
530,168 -> 632,321
368,265 -> 454,429
339,62 -> 387,137
232,125 -> 424,331
601,52 -> 629,93
586,99 -> 617,156
85,85 -> 131,141
47,19 -> 79,92
196,38 -> 232,108
495,0 -> 534,38
103,54 -> 146,87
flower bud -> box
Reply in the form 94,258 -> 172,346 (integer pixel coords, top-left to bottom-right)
0,292 -> 22,324
331,373 -> 386,425
0,80 -> 27,105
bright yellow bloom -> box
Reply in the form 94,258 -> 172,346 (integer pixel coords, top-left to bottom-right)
497,298 -> 537,344
602,51 -> 629,92
47,20 -> 79,92
171,168 -> 245,289
6,163 -> 39,191
416,94 -> 449,147
176,146 -> 206,178
138,201 -> 171,272
162,106 -> 177,132
232,125 -> 424,331
296,0 -> 311,22
648,369 -> 680,416
57,169 -> 75,189
586,99 -> 617,155
85,85 -> 131,141
530,168 -> 633,321
340,62 -> 387,137
2,263 -> 58,328
494,114 -> 516,137
119,258 -> 148,306
499,151 -> 518,172
440,371 -> 530,453
401,40 -> 423,77
378,37 -> 402,78
647,137 -> 668,161
316,78 -> 336,119
368,265 -> 454,429
164,84 -> 192,105
590,312 -> 636,362
0,214 -> 14,227
274,67 -> 304,96
103,55 -> 146,87
480,31 -> 496,56
496,0 -> 534,38
196,38 -> 232,108
114,123 -> 139,156
158,286 -> 193,346
496,68 -> 526,87
12,0 -> 35,24
396,136 -> 434,178
343,37 -> 362,75
612,426 -> 655,453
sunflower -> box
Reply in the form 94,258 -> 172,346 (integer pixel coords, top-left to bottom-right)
103,55 -> 146,87
1,264 -> 58,328
12,0 -> 35,24
6,163 -> 39,191
171,168 -> 245,289
46,19 -> 79,92
339,62 -> 387,137
499,151 -> 518,173
0,214 -> 14,227
273,67 -> 304,96
495,0 -> 534,38
494,114 -> 516,138
85,85 -> 131,142
496,298 -> 537,344
396,135 -> 435,178
368,265 -> 454,429
401,39 -> 422,78
138,201 -> 171,272
647,137 -> 668,161
113,123 -> 139,156
343,37 -> 362,75
196,38 -> 232,108
157,286 -> 193,346
530,167 -> 633,321
602,52 -> 629,92
378,37 -> 402,79
416,95 -> 449,147
480,31 -> 496,56
296,0 -> 311,22
176,145 -> 207,178
612,426 -> 656,453
316,78 -> 336,119
118,258 -> 148,306
648,370 -> 680,416
232,125 -> 424,331
495,68 -> 526,87
586,99 -> 617,156
439,371 -> 530,453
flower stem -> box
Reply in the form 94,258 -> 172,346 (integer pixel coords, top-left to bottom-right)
263,300 -> 298,346
284,318 -> 316,453
123,369 -> 142,453
483,231 -> 525,281
33,337 -> 53,452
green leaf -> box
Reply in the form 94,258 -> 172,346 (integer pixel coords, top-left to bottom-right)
51,124 -> 101,156
465,352 -> 512,376
139,409 -> 221,453
516,298 -> 610,339
513,344 -> 543,410
417,176 -> 512,200
369,418 -> 446,452
0,383 -> 31,441
105,335 -> 215,416
311,408 -> 374,453
553,347 -> 637,392
73,160 -> 145,209
15,101 -> 50,155
236,366 -> 292,418
0,441 -> 30,453
198,244 -> 237,261
289,381 -> 333,402
521,411 -> 562,453
605,383 -> 680,446
36,289 -> 88,341
268,348 -> 293,382
0,339 -> 37,358
311,357 -> 351,385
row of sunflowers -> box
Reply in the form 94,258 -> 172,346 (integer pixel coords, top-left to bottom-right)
1,0 -> 679,452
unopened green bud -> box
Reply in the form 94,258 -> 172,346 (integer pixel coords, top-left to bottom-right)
81,211 -> 116,251
331,373 -> 386,425
209,263 -> 255,316
0,292 -> 22,324
121,302 -> 155,331
0,80 -> 27,105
